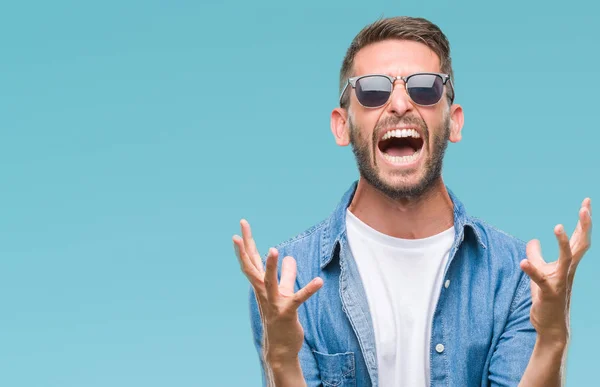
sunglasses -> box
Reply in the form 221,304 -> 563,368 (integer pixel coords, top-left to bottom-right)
339,72 -> 454,108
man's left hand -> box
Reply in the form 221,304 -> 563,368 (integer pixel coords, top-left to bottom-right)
520,198 -> 592,343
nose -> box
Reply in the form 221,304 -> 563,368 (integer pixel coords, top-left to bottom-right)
386,78 -> 414,116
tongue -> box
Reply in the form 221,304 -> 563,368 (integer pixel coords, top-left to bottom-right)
385,145 -> 415,157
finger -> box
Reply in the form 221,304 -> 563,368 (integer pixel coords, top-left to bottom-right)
570,211 -> 583,252
520,258 -> 553,293
570,201 -> 593,258
233,235 -> 262,280
293,277 -> 324,305
555,224 -> 573,277
581,205 -> 592,233
577,204 -> 592,248
526,239 -> 546,267
524,239 -> 553,291
240,219 -> 265,273
279,256 -> 297,296
264,248 -> 280,301
576,206 -> 592,248
583,197 -> 592,217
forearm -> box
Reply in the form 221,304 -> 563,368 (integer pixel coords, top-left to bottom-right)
519,335 -> 568,387
264,354 -> 307,387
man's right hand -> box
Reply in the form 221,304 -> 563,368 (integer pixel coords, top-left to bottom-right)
232,219 -> 323,368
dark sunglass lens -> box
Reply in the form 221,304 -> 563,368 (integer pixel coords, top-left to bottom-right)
356,76 -> 392,107
407,74 -> 444,105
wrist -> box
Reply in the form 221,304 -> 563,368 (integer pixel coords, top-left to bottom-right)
264,349 -> 300,367
535,332 -> 569,355
520,334 -> 569,387
264,354 -> 306,387
267,355 -> 301,371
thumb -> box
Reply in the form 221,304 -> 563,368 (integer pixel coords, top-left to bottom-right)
521,239 -> 553,294
526,239 -> 546,266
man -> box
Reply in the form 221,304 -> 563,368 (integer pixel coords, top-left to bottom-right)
233,16 -> 592,386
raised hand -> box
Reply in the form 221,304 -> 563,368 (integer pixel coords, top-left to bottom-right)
233,219 -> 323,364
520,198 -> 592,342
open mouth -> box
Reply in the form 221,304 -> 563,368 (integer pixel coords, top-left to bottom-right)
377,128 -> 424,164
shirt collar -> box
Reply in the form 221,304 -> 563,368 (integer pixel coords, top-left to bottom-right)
320,180 -> 487,269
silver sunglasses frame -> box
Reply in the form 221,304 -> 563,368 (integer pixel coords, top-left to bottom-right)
339,72 -> 455,108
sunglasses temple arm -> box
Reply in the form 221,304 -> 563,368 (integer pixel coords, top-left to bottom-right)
447,78 -> 455,103
339,81 -> 350,107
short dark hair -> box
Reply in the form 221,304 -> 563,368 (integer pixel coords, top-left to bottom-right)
339,16 -> 455,108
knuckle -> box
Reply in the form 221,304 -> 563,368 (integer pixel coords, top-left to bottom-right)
546,282 -> 564,298
256,290 -> 267,301
540,287 -> 557,299
271,304 -> 282,315
272,304 -> 291,317
292,291 -> 307,305
255,296 -> 269,309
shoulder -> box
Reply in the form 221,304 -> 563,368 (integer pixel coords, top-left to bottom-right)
466,217 -> 533,313
468,216 -> 529,266
263,217 -> 330,265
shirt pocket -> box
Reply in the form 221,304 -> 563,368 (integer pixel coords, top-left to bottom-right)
312,350 -> 356,387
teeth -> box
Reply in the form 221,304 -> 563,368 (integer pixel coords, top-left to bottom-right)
381,128 -> 421,141
382,148 -> 421,164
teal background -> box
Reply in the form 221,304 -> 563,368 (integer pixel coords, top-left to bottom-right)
1,0 -> 598,386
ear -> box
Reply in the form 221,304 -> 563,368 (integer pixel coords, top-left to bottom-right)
331,107 -> 350,146
448,103 -> 464,143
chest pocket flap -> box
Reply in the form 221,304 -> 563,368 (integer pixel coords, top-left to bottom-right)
312,350 -> 355,387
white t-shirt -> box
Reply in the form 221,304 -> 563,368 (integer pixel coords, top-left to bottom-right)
346,209 -> 455,387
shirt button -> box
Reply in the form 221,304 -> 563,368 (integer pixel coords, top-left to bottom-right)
435,343 -> 445,353
444,279 -> 450,288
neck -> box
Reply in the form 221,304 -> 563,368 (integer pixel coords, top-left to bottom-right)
348,177 -> 454,239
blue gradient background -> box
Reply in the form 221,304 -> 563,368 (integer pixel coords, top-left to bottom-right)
1,1 -> 598,386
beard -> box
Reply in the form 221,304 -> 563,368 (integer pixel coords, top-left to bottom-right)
348,112 -> 451,201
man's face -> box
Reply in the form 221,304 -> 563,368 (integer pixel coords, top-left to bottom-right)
337,39 -> 462,200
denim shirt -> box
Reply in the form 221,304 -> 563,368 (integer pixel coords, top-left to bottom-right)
249,181 -> 536,386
